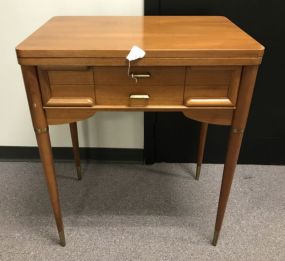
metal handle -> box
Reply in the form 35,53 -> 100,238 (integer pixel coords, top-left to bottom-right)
129,94 -> 150,99
130,72 -> 151,78
129,72 -> 151,83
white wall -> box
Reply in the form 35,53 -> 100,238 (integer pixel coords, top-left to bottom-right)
0,0 -> 144,148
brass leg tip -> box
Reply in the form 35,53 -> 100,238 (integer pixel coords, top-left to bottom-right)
76,166 -> 82,180
195,165 -> 201,180
59,231 -> 66,247
212,230 -> 219,246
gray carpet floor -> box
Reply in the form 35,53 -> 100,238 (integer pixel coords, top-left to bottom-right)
0,162 -> 284,261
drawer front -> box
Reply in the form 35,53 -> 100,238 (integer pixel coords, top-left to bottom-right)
95,85 -> 184,106
38,66 -> 95,107
94,66 -> 185,107
94,66 -> 185,86
184,66 -> 242,107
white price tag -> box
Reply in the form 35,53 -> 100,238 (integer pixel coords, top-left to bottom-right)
126,46 -> 146,61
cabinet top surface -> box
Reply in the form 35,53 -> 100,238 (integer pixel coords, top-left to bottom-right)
16,16 -> 264,59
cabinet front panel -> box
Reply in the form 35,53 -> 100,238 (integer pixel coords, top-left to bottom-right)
48,70 -> 94,85
184,66 -> 242,107
38,65 -> 242,108
38,66 -> 95,107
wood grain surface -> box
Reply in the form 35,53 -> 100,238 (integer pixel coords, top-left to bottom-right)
16,16 -> 264,60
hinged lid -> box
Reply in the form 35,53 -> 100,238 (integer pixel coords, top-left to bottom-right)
16,16 -> 264,64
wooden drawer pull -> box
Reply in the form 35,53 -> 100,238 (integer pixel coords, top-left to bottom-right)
46,97 -> 94,107
129,94 -> 150,99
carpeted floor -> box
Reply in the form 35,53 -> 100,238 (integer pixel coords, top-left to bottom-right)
0,161 -> 284,261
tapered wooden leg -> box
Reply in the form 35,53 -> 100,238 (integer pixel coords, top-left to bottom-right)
212,127 -> 244,246
36,130 -> 66,246
69,122 -> 82,180
212,66 -> 259,246
21,66 -> 66,246
196,123 -> 208,180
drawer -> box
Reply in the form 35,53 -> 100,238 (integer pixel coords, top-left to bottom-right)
94,66 -> 185,86
95,66 -> 185,107
38,66 -> 95,107
95,85 -> 184,106
184,66 -> 242,107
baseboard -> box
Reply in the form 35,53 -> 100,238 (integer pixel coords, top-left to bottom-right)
0,146 -> 144,163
